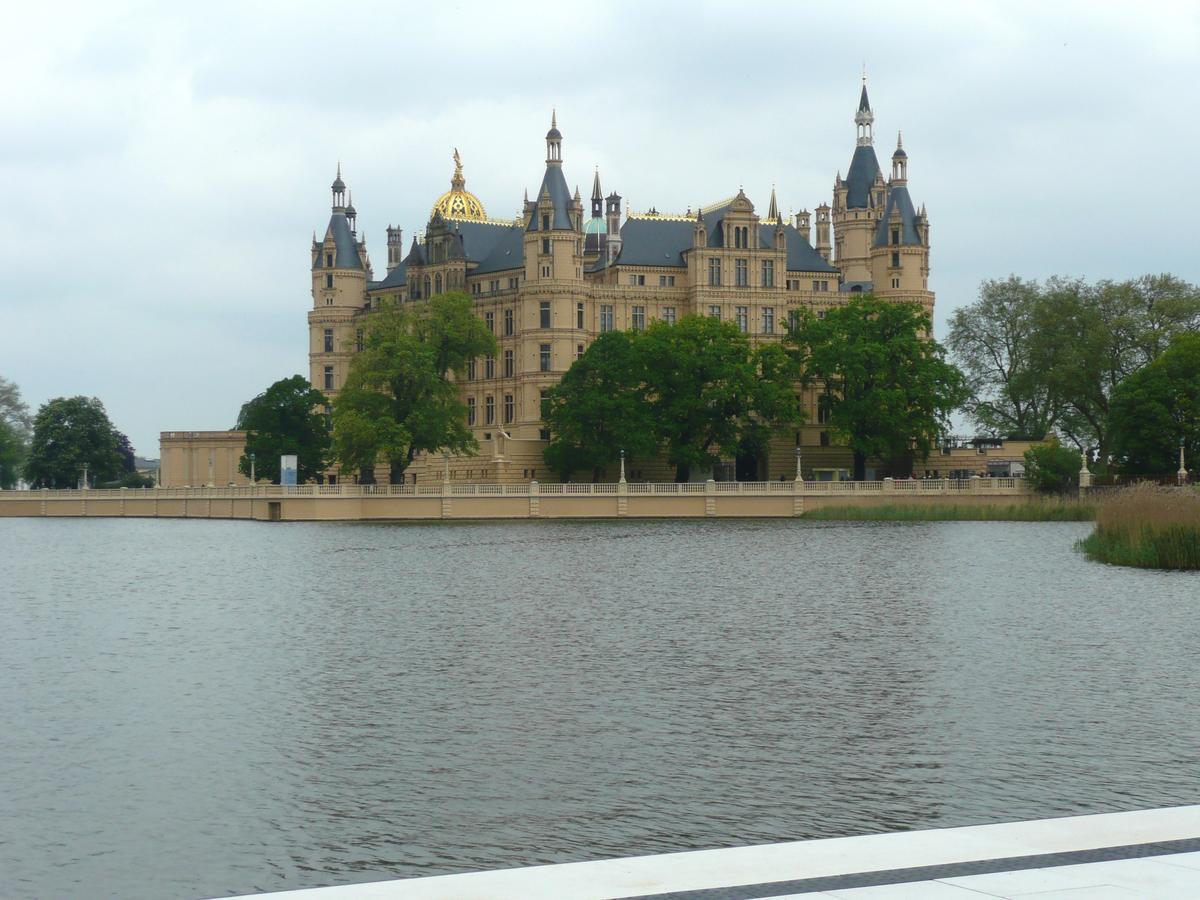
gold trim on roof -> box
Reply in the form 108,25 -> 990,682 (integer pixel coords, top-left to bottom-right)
626,195 -> 743,222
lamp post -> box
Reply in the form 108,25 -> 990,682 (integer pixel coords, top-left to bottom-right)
1179,436 -> 1189,486
794,445 -> 803,482
619,449 -> 626,484
249,452 -> 256,484
81,463 -> 89,490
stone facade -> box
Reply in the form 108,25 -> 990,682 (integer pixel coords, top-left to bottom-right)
307,84 -> 934,484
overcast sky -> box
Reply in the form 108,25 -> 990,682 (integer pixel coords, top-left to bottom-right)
3,1 -> 1198,456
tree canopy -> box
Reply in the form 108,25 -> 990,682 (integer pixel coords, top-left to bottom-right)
544,315 -> 802,482
947,276 -> 1058,440
787,295 -> 966,480
236,375 -> 332,484
1108,332 -> 1200,475
332,292 -> 496,481
0,376 -> 32,489
1023,438 -> 1084,495
24,396 -> 131,488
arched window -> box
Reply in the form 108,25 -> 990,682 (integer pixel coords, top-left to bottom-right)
435,273 -> 443,294
424,276 -> 432,297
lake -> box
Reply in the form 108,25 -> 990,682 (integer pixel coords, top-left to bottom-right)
1,518 -> 1197,898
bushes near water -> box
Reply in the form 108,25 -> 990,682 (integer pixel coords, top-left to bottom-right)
1079,484 -> 1200,570
803,500 -> 1093,521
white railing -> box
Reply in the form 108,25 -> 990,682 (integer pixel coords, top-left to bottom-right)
0,477 -> 1028,500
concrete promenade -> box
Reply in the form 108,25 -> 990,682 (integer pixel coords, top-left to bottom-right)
230,806 -> 1200,898
0,477 -> 1031,521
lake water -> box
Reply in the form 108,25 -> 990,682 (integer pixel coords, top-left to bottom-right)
1,518 -> 1198,898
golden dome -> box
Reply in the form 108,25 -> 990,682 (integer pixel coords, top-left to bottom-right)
431,148 -> 487,222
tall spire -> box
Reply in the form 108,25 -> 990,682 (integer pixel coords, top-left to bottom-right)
855,75 -> 874,147
767,185 -> 780,222
545,109 -> 563,164
330,162 -> 346,210
591,168 -> 603,218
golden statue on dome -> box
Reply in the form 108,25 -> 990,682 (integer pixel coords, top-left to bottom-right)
431,148 -> 487,222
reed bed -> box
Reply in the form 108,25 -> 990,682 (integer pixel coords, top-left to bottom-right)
803,500 -> 1094,522
1079,484 -> 1200,570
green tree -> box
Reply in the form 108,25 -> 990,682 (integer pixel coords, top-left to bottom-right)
0,376 -> 32,489
236,375 -> 332,484
1023,439 -> 1084,495
787,295 -> 967,480
332,292 -> 496,481
640,316 -> 802,482
1109,333 -> 1200,474
947,276 -> 1059,439
543,331 -> 656,481
1030,274 -> 1200,465
24,396 -> 126,488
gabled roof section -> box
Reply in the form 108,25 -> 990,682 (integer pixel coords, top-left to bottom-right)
844,144 -> 881,209
872,184 -> 922,247
402,236 -> 426,267
314,212 -> 362,269
473,226 -> 524,274
374,262 -> 407,289
526,163 -> 574,232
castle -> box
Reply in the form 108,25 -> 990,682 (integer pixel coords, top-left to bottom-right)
308,82 -> 932,484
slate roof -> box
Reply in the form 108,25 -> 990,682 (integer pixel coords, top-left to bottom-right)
858,83 -> 871,114
872,184 -> 922,247
526,163 -> 574,231
473,225 -> 525,274
844,144 -> 881,209
374,262 -> 407,289
313,212 -> 362,269
591,205 -> 837,274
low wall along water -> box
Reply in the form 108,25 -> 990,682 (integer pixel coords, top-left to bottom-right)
0,478 -> 1032,520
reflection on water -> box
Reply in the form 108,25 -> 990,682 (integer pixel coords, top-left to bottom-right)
1,518 -> 1198,898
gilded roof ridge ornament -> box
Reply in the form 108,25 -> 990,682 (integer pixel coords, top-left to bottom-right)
431,148 -> 488,222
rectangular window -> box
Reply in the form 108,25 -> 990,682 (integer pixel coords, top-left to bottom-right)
662,306 -> 676,325
735,306 -> 748,332
485,311 -> 495,333
355,328 -> 363,352
540,390 -> 550,419
631,306 -> 645,331
541,214 -> 550,231
540,301 -> 551,328
762,307 -> 775,334
472,282 -> 480,295
323,365 -> 333,391
891,251 -> 901,268
892,277 -> 900,289
600,304 -> 614,333
708,258 -> 721,286
504,393 -> 514,424
817,396 -> 832,425
485,396 -> 495,425
509,277 -> 519,290
576,343 -> 585,359
708,305 -> 721,319
819,430 -> 830,447
789,309 -> 801,329
540,343 -> 551,372
787,279 -> 798,290
485,355 -> 495,379
468,358 -> 477,380
541,238 -> 550,255
761,260 -> 774,288
576,301 -> 585,329
541,265 -> 551,277
323,328 -> 333,352
659,275 -> 676,287
467,397 -> 476,426
735,258 -> 748,287
490,279 -> 500,292
628,274 -> 645,286
325,273 -> 333,289
891,228 -> 900,246
504,349 -> 514,378
504,308 -> 514,336
325,253 -> 333,268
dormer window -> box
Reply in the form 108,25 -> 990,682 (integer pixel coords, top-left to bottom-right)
325,253 -> 333,267
542,214 -> 550,231
891,228 -> 900,246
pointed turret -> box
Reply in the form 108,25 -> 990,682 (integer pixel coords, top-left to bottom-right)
891,131 -> 908,183
331,163 -> 346,210
527,112 -> 572,232
346,191 -> 357,233
855,79 -> 874,147
767,186 -> 780,223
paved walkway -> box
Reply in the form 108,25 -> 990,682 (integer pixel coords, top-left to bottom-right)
235,805 -> 1200,899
